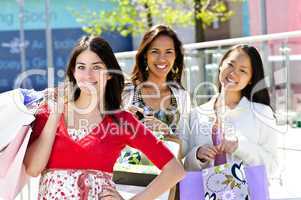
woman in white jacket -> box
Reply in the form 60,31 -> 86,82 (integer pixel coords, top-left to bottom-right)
184,44 -> 278,177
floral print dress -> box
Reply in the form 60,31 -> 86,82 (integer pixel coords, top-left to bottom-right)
37,129 -> 115,200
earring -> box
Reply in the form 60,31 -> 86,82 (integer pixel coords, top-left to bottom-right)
144,59 -> 149,71
171,66 -> 179,74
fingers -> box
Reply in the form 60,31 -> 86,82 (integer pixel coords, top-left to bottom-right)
99,185 -> 124,200
127,105 -> 144,114
197,146 -> 217,161
219,139 -> 239,154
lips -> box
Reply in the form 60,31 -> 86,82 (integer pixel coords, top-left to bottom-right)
224,77 -> 238,86
79,81 -> 98,87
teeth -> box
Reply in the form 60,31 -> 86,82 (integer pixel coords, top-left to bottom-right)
156,64 -> 167,69
82,82 -> 97,85
226,77 -> 237,84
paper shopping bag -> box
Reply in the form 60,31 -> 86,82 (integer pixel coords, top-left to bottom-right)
0,126 -> 31,200
202,162 -> 250,200
180,163 -> 270,200
0,89 -> 35,151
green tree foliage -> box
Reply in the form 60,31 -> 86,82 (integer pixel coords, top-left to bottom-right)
72,0 -> 243,40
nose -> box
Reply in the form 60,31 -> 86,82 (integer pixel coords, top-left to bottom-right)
229,68 -> 239,78
157,53 -> 167,62
85,68 -> 94,76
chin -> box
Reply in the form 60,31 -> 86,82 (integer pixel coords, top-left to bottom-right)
79,87 -> 99,95
223,86 -> 242,92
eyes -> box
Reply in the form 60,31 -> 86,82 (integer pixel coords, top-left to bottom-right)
226,62 -> 248,74
76,65 -> 105,71
149,49 -> 175,55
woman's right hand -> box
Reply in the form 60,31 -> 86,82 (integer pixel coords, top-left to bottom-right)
196,145 -> 218,162
46,84 -> 66,115
127,105 -> 144,120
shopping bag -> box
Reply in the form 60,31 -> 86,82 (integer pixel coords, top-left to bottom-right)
0,126 -> 31,200
202,162 -> 250,200
244,165 -> 270,200
0,89 -> 35,151
180,164 -> 270,200
114,140 -> 180,186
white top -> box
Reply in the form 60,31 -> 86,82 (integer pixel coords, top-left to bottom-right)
184,96 -> 279,177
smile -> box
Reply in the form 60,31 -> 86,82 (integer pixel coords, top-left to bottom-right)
225,77 -> 238,85
81,81 -> 98,86
155,64 -> 168,69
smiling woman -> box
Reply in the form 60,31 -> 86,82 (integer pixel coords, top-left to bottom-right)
123,25 -> 191,156
184,44 -> 279,180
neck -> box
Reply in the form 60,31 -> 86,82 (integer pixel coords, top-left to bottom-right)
146,75 -> 168,91
218,90 -> 242,109
75,91 -> 105,114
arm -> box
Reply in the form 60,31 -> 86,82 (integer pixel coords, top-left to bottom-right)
24,89 -> 65,177
176,90 -> 191,158
183,107 -> 215,170
232,106 -> 279,176
125,112 -> 185,198
131,158 -> 185,200
24,112 -> 61,177
100,158 -> 184,200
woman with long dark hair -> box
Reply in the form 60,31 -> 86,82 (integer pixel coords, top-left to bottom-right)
184,44 -> 278,177
123,25 -> 191,159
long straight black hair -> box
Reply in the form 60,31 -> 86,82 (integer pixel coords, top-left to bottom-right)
217,44 -> 270,107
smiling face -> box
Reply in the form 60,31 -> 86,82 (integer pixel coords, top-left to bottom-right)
73,49 -> 110,95
146,35 -> 176,81
219,49 -> 253,92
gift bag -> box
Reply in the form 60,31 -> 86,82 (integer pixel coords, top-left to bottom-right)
0,126 -> 31,200
180,163 -> 270,200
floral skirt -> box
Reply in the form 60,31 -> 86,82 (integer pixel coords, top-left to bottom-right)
38,169 -> 115,200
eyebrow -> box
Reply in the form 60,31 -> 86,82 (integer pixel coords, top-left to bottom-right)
228,60 -> 249,68
240,65 -> 249,69
150,47 -> 175,51
76,61 -> 104,65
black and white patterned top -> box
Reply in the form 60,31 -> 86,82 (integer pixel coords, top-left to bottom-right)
132,86 -> 180,133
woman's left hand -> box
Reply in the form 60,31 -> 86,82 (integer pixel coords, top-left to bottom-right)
143,116 -> 170,134
99,185 -> 125,200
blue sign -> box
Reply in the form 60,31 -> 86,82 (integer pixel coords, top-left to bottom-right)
0,28 -> 133,92
0,0 -> 114,31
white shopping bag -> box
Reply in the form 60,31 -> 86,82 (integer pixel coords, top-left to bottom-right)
0,89 -> 35,151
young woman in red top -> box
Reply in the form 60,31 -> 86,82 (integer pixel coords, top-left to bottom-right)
24,36 -> 185,200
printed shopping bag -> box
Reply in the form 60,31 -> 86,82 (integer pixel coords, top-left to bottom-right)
202,162 -> 250,200
180,164 -> 270,200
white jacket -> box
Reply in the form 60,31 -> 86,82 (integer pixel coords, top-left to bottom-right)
184,96 -> 279,177
122,83 -> 191,156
